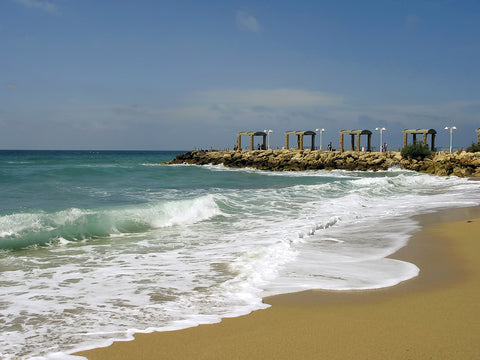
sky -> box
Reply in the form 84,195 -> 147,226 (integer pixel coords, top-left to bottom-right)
1,0 -> 479,150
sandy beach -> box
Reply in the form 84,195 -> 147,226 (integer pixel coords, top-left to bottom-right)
75,206 -> 480,360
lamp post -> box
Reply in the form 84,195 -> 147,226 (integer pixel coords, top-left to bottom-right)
445,126 -> 457,153
264,129 -> 273,149
315,128 -> 325,150
375,127 -> 386,152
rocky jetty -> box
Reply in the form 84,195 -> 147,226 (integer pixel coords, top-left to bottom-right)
164,149 -> 480,177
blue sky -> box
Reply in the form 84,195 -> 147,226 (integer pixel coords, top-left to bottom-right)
1,0 -> 479,150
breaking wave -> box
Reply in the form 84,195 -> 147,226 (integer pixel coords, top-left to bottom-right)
0,195 -> 221,250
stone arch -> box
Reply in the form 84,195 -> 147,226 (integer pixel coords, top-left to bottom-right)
285,131 -> 316,150
237,131 -> 267,151
339,130 -> 372,152
402,129 -> 436,151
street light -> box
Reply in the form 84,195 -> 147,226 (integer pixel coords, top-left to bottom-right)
264,129 -> 273,149
315,128 -> 325,150
375,127 -> 386,152
445,126 -> 457,153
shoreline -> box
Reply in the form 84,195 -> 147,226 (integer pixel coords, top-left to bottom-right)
75,206 -> 480,359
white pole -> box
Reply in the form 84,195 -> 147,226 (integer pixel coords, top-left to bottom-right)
264,129 -> 273,149
315,128 -> 325,150
375,127 -> 386,152
445,126 -> 457,153
447,127 -> 451,153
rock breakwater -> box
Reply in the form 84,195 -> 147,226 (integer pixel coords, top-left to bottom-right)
164,149 -> 480,177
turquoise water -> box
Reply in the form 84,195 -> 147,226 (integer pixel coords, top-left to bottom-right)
1,150 -> 480,359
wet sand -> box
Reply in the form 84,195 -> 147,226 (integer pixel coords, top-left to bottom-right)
76,206 -> 480,359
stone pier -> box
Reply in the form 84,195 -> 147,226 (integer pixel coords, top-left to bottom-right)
163,149 -> 480,177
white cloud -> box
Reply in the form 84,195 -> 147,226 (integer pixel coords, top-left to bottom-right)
4,87 -> 478,150
193,88 -> 343,108
236,10 -> 260,33
12,0 -> 59,14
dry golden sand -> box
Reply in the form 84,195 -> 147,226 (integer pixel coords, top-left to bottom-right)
76,207 -> 480,360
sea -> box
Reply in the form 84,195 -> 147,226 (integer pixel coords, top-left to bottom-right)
1,150 -> 480,360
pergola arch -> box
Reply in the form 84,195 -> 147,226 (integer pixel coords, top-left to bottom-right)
285,131 -> 316,150
237,131 -> 267,151
339,130 -> 372,152
402,129 -> 436,151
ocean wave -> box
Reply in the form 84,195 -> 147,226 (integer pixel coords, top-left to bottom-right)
3,153 -> 480,359
0,195 -> 222,251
